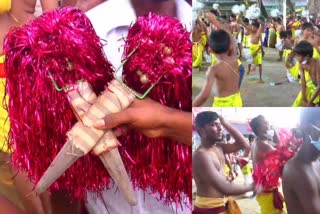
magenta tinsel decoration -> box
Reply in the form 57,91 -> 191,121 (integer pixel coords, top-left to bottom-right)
4,7 -> 114,199
121,14 -> 192,206
252,129 -> 302,190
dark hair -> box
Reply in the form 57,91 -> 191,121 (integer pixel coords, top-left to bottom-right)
243,17 -> 249,24
250,115 -> 265,135
272,17 -> 277,22
230,14 -> 236,19
300,108 -> 320,126
248,134 -> 255,142
276,17 -> 282,23
209,29 -> 231,54
195,111 -> 219,129
251,21 -> 260,29
280,31 -> 287,39
293,40 -> 313,58
286,30 -> 292,37
226,134 -> 231,141
301,22 -> 314,31
210,9 -> 219,16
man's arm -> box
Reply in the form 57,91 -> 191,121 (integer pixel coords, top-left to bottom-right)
193,152 -> 253,195
192,67 -> 215,107
218,116 -> 250,155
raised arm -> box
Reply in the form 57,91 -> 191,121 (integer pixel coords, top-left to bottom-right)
193,152 -> 253,196
218,116 -> 250,155
192,67 -> 215,107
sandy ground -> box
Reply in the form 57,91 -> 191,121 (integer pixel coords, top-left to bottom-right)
192,47 -> 301,107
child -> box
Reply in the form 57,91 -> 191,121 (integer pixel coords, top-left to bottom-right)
292,41 -> 320,106
193,13 -> 242,107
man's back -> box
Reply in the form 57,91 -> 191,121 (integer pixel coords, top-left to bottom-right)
209,58 -> 239,97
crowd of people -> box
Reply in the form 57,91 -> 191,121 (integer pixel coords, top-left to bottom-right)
192,6 -> 320,107
192,108 -> 320,214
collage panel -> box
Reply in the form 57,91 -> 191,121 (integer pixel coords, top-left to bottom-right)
0,0 -> 192,214
192,0 -> 320,107
192,107 -> 320,214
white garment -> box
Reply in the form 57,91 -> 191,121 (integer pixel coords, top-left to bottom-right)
85,1 -> 191,213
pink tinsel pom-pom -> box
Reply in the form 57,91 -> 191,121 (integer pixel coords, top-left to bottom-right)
4,7 -> 114,199
120,13 -> 192,206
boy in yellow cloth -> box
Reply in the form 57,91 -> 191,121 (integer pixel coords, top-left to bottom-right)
192,19 -> 207,68
292,41 -> 320,107
193,112 -> 253,214
193,13 -> 243,107
250,115 -> 286,214
248,20 -> 265,83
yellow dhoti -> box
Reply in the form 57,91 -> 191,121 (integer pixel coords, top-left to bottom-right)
0,0 -> 11,14
213,92 -> 242,107
0,55 -> 10,153
241,163 -> 251,175
256,191 -> 286,214
194,196 -> 242,214
192,42 -> 203,68
249,43 -> 262,65
292,80 -> 320,107
313,47 -> 320,59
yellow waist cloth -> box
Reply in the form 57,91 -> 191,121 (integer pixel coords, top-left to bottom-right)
249,43 -> 262,65
241,163 -> 251,175
200,32 -> 207,47
256,192 -> 286,214
195,196 -> 242,214
225,164 -> 230,175
283,49 -> 292,62
313,47 -> 320,59
213,92 -> 242,107
0,0 -> 10,14
0,78 -> 10,153
292,80 -> 320,107
288,60 -> 299,79
192,42 -> 203,68
195,196 -> 227,209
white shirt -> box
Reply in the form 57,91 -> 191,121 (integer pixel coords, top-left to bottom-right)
85,1 -> 191,213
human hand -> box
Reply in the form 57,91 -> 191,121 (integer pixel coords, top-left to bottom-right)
94,98 -> 167,139
94,98 -> 191,145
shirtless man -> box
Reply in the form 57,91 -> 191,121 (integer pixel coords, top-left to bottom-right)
292,41 -> 320,106
276,17 -> 285,61
230,14 -> 242,58
192,12 -> 242,107
249,115 -> 285,214
193,111 -> 253,213
282,108 -> 320,214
